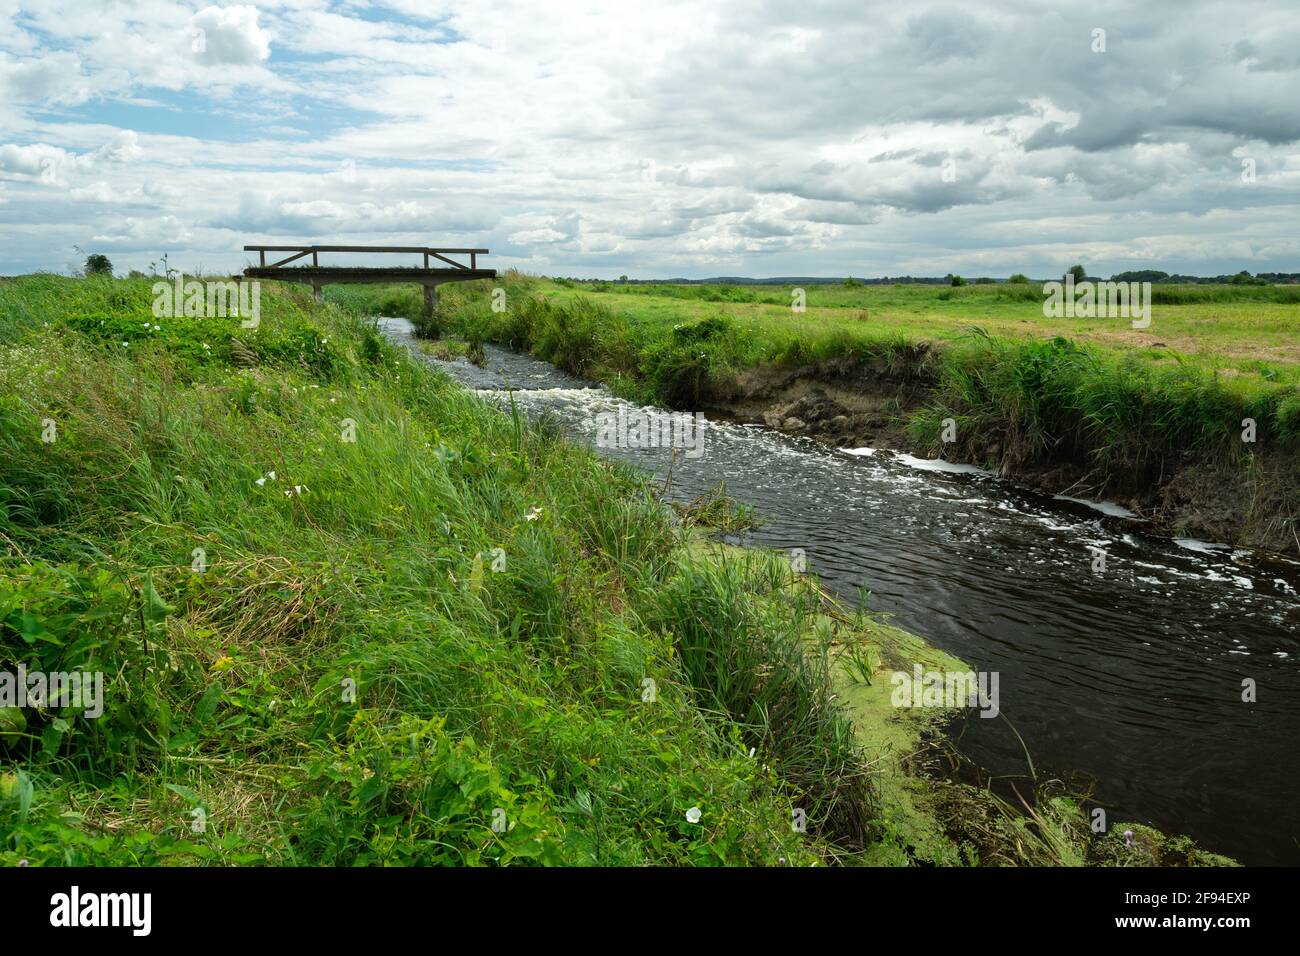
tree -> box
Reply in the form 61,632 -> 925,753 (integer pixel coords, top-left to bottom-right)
946,273 -> 966,287
84,254 -> 113,276
1007,273 -> 1030,284
618,274 -> 629,283
1066,264 -> 1086,283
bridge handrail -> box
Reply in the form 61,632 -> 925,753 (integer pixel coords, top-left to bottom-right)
243,244 -> 489,270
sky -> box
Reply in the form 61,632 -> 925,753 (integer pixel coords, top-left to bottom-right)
1,0 -> 1298,279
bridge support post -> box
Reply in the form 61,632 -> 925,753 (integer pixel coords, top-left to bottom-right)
311,281 -> 323,303
422,283 -> 438,313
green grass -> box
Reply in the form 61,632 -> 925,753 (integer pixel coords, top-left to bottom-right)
532,278 -> 1300,387
0,274 -> 868,865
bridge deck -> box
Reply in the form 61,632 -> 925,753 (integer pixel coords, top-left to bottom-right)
241,266 -> 496,284
238,244 -> 496,304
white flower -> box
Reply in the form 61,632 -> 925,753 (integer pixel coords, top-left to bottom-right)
685,806 -> 702,824
255,477 -> 267,487
525,507 -> 544,522
267,470 -> 276,480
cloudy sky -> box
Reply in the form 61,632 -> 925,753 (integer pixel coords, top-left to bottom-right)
1,0 -> 1298,278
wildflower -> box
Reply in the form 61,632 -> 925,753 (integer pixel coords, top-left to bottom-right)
1123,829 -> 1134,846
685,806 -> 702,824
525,507 -> 543,522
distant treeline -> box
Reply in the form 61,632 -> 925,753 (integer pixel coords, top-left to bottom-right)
550,271 -> 1300,286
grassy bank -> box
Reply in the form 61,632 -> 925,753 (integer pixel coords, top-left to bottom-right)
360,275 -> 1300,554
0,275 -> 1235,865
0,274 -> 844,864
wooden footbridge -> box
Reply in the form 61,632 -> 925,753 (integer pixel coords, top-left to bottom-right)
241,244 -> 494,309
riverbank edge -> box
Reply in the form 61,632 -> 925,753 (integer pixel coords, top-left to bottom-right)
698,356 -> 1299,558
635,536 -> 1241,867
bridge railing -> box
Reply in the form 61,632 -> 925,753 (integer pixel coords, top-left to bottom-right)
243,245 -> 490,271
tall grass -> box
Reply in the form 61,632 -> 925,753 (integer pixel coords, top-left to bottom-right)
910,332 -> 1300,476
0,274 -> 874,865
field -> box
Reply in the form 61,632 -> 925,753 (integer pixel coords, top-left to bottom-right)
537,281 -> 1300,379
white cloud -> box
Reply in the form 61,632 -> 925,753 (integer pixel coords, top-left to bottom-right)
190,5 -> 271,67
2,0 -> 1300,277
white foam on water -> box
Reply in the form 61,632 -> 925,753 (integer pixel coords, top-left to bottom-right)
888,452 -> 996,476
1174,538 -> 1232,554
1053,494 -> 1139,518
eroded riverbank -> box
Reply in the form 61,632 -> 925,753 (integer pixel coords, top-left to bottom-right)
705,354 -> 1300,557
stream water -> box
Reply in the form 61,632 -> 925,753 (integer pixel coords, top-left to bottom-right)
384,319 -> 1300,865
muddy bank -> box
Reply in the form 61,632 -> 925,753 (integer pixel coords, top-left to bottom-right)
703,356 -> 1300,557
